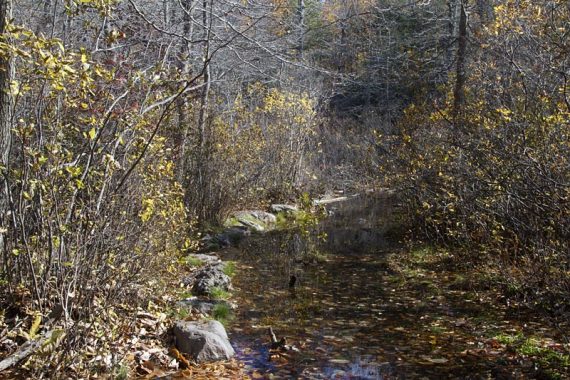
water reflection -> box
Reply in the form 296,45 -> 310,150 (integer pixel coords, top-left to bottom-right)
221,193 -> 520,379
323,356 -> 397,380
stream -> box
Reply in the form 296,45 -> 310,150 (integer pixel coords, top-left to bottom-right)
219,193 -> 567,379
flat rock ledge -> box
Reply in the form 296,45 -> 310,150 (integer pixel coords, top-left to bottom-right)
173,320 -> 235,362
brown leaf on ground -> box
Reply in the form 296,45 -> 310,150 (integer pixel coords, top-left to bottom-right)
169,347 -> 191,369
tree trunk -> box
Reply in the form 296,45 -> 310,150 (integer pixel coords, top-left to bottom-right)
195,0 -> 212,223
297,0 -> 305,58
176,0 -> 194,183
452,1 -> 467,119
197,0 -> 210,151
0,0 -> 13,255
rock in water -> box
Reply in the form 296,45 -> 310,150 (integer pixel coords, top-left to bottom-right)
236,218 -> 265,232
270,204 -> 298,213
173,320 -> 235,362
191,263 -> 231,296
249,211 -> 277,224
227,210 -> 278,232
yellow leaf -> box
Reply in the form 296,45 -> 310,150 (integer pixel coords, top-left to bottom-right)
56,41 -> 65,53
89,128 -> 96,140
9,80 -> 19,96
29,313 -> 42,339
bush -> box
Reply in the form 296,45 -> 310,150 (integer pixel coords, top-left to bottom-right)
0,23 -> 191,374
386,2 -> 569,307
184,83 -> 319,224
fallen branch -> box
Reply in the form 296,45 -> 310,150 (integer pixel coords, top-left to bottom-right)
0,330 -> 54,371
267,327 -> 299,353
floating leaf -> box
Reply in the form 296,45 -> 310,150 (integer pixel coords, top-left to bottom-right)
420,355 -> 448,364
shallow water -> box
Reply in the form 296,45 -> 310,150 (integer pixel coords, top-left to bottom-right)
221,194 -> 566,379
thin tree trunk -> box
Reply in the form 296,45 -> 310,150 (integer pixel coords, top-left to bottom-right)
0,0 -> 13,255
176,0 -> 194,183
297,0 -> 305,59
195,0 -> 212,223
197,0 -> 211,151
446,0 -> 456,69
163,0 -> 170,27
453,1 -> 467,119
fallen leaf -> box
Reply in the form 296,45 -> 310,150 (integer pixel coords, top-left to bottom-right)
420,355 -> 448,364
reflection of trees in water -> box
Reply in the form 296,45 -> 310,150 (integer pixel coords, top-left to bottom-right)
237,228 -> 323,287
236,194 -> 398,287
318,195 -> 397,253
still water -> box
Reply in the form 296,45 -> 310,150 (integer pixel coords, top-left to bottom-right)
220,194 -> 560,379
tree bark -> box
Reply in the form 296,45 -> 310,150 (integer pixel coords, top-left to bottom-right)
452,1 -> 467,119
176,0 -> 194,183
0,0 -> 13,255
194,0 -> 212,223
297,0 -> 305,58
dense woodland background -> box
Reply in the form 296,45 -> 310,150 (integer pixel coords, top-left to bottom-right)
0,0 -> 568,376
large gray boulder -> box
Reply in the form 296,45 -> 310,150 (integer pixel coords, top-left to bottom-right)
198,234 -> 224,252
191,263 -> 231,296
173,320 -> 235,362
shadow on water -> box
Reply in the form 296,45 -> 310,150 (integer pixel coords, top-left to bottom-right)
220,193 -> 556,379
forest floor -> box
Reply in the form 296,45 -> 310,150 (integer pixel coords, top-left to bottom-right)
0,255 -> 249,379
384,244 -> 570,379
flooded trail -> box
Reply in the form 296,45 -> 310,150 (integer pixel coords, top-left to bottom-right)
220,193 -> 568,379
